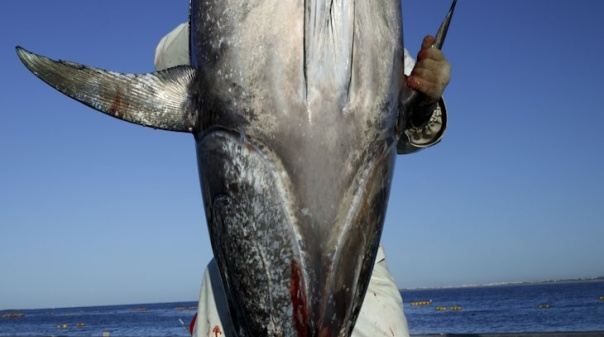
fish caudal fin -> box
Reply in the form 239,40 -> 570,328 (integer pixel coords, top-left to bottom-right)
16,47 -> 197,133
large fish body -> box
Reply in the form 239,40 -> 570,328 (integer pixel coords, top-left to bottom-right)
17,1 -> 407,336
191,2 -> 402,337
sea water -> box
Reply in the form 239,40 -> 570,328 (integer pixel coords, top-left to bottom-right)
402,279 -> 604,335
1,280 -> 603,336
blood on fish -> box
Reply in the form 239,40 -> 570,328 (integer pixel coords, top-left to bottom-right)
108,89 -> 122,117
290,261 -> 308,337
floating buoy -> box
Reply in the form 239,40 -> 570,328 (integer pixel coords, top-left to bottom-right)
410,300 -> 432,307
435,306 -> 447,311
1,312 -> 24,319
599,296 -> 604,301
449,306 -> 462,311
538,304 -> 551,309
76,322 -> 86,327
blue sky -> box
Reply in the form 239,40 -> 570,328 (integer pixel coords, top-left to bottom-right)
1,1 -> 603,310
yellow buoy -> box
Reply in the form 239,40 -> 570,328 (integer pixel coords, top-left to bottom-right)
410,300 -> 432,307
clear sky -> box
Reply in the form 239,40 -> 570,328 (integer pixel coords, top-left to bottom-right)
1,1 -> 603,310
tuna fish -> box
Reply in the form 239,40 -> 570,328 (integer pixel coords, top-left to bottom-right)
16,1 -> 455,336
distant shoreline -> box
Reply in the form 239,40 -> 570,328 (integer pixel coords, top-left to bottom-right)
3,277 -> 602,311
400,276 -> 604,291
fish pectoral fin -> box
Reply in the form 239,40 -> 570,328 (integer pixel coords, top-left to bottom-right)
16,46 -> 198,133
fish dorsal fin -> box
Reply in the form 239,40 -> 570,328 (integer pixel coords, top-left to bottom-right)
16,47 -> 197,133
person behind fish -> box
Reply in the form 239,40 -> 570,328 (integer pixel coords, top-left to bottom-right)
156,21 -> 451,337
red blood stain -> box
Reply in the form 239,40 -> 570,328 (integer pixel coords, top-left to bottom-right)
108,89 -> 122,117
290,261 -> 308,337
188,313 -> 197,335
212,325 -> 222,337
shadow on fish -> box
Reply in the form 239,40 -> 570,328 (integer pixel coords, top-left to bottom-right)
16,1 -> 455,336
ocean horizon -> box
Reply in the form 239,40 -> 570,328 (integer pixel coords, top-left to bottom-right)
2,279 -> 603,336
5,277 -> 602,312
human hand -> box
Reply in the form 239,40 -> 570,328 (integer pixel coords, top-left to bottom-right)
407,35 -> 451,105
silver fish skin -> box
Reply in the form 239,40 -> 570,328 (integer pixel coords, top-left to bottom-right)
16,1 -> 409,336
190,2 -> 401,337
